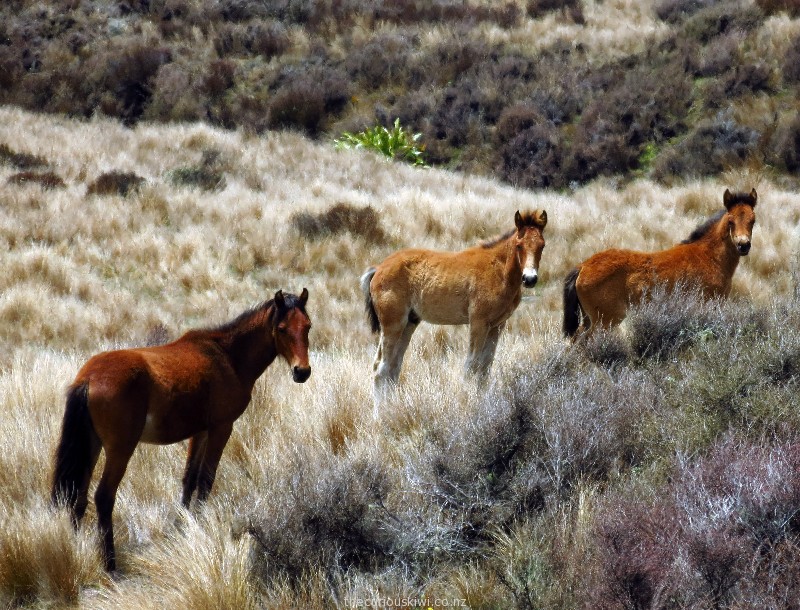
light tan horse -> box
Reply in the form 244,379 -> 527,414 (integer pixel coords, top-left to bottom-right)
563,188 -> 757,337
361,210 -> 547,393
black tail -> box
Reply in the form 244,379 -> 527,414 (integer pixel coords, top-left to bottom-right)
360,267 -> 380,333
563,267 -> 587,338
51,382 -> 95,509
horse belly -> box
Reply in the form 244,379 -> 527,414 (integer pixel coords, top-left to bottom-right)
412,285 -> 470,325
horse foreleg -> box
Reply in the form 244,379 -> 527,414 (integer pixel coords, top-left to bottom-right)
181,432 -> 208,507
94,446 -> 136,572
196,423 -> 233,503
476,323 -> 505,377
465,322 -> 491,379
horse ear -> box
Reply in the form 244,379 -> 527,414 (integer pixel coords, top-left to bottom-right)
535,209 -> 548,229
749,188 -> 757,206
274,290 -> 285,310
723,188 -> 734,210
514,210 -> 523,231
299,287 -> 309,306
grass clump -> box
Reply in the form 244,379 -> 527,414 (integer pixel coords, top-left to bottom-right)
7,171 -> 65,189
290,202 -> 387,243
335,119 -> 427,167
87,170 -> 145,196
0,143 -> 48,170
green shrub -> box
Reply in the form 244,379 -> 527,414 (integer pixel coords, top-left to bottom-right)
334,119 -> 427,167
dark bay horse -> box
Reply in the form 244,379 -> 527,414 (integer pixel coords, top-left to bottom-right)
361,210 -> 547,394
563,188 -> 757,337
51,289 -> 311,571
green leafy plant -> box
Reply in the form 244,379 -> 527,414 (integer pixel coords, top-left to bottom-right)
334,119 -> 427,167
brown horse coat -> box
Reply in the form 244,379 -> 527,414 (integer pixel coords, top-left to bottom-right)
563,189 -> 757,336
51,289 -> 311,571
362,210 -> 547,394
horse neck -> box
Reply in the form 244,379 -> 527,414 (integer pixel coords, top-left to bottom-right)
692,215 -> 740,275
222,309 -> 278,386
495,234 -> 523,285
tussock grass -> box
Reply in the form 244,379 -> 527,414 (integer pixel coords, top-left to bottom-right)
1,106 -> 799,606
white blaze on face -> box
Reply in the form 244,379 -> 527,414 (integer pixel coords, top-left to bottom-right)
521,249 -> 538,287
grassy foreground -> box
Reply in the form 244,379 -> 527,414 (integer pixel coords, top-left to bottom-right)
0,107 -> 798,608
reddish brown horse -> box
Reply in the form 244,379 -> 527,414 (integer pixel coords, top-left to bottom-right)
51,289 -> 311,571
564,189 -> 757,337
362,210 -> 547,394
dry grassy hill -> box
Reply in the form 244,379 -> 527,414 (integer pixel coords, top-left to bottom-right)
1,106 -> 799,608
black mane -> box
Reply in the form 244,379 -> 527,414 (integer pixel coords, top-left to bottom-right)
681,210 -> 725,244
204,293 -> 307,336
482,229 -> 515,249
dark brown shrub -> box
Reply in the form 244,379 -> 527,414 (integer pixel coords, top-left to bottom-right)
498,123 -> 563,190
213,20 -> 290,58
719,61 -> 774,98
267,75 -> 326,134
290,202 -> 386,243
652,110 -> 759,180
202,59 -> 235,96
527,0 -> 583,22
495,104 -> 545,144
680,3 -> 764,43
87,170 -> 145,196
782,33 -> 800,84
168,165 -> 224,191
0,46 -> 23,91
696,31 -> 742,77
755,0 -> 800,17
249,21 -> 291,58
773,113 -> 800,173
654,0 -> 716,23
0,143 -> 48,169
345,33 -> 413,90
7,171 -> 65,189
86,42 -> 172,124
145,62 -> 205,122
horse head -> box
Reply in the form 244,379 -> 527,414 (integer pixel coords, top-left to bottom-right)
273,288 -> 312,382
723,188 -> 757,256
514,209 -> 547,287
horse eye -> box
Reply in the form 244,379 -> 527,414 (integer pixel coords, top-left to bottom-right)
277,324 -> 288,333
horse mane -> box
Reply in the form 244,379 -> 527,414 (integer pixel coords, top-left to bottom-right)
193,293 -> 307,339
681,210 -> 726,244
481,229 -> 515,249
482,211 -> 545,249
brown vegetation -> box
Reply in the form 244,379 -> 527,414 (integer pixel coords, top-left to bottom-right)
1,1 -> 800,189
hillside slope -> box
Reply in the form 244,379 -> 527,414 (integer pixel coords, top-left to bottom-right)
2,0 -> 800,188
1,107 -> 799,608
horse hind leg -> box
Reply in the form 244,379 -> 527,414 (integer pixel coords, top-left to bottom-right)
181,432 -> 208,507
375,319 -> 417,387
94,442 -> 138,571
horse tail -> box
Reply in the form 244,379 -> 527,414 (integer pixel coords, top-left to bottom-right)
563,266 -> 587,338
51,382 -> 95,509
360,267 -> 380,333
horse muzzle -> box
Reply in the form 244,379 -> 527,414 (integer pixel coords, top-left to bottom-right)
292,366 -> 311,383
522,273 -> 538,288
736,241 -> 751,255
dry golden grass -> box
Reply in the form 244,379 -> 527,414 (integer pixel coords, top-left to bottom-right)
0,103 -> 796,607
